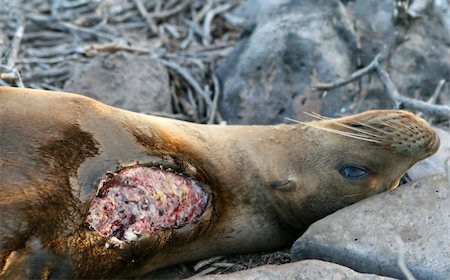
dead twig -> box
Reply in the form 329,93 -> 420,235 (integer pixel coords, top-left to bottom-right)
83,43 -> 149,56
162,59 -> 214,118
194,256 -> 224,271
0,64 -> 24,88
208,73 -> 223,124
395,235 -> 416,280
57,20 -> 116,41
191,266 -> 219,277
203,3 -> 234,46
314,54 -> 383,90
211,262 -> 236,268
373,61 -> 450,117
21,66 -> 71,80
428,79 -> 446,104
7,21 -> 25,68
147,0 -> 192,20
315,54 -> 450,118
133,0 -> 158,33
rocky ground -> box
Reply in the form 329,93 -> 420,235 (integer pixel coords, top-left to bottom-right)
0,0 -> 449,279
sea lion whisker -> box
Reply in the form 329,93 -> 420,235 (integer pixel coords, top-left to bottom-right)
304,113 -> 394,138
299,122 -> 383,143
298,113 -> 382,139
303,112 -> 332,120
389,119 -> 417,134
332,122 -> 381,138
284,117 -> 301,123
329,131 -> 381,143
318,129 -> 380,143
384,119 -> 404,128
381,120 -> 401,129
346,119 -> 389,135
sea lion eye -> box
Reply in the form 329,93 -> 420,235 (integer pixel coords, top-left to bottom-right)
340,164 -> 368,180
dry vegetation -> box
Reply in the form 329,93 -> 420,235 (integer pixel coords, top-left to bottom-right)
0,0 -> 244,124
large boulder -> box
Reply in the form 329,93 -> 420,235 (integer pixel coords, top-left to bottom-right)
217,0 -> 450,124
291,174 -> 450,280
216,0 -> 361,124
195,259 -> 395,280
64,52 -> 172,114
343,0 -> 450,102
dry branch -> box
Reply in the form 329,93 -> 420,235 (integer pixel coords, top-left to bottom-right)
162,59 -> 214,118
0,64 -> 24,87
133,0 -> 158,33
395,235 -> 416,280
374,62 -> 450,117
7,22 -> 25,68
0,0 -> 240,123
428,79 -> 446,104
203,3 -> 234,46
314,54 -> 383,90
315,54 -> 450,119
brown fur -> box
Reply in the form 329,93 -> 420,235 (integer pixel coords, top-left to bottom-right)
0,87 -> 439,279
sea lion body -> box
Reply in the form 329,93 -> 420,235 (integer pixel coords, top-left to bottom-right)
0,87 -> 439,278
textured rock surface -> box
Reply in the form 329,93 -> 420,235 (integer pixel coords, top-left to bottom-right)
195,260 -> 395,280
218,0 -> 450,124
344,0 -> 450,102
64,52 -> 172,114
291,175 -> 450,280
217,0 -> 361,124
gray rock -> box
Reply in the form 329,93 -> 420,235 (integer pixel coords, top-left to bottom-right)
291,174 -> 450,280
407,128 -> 450,179
217,0 -> 361,124
64,52 -> 172,114
435,0 -> 450,33
218,0 -> 450,125
232,0 -> 291,25
195,260 -> 395,280
335,0 -> 450,104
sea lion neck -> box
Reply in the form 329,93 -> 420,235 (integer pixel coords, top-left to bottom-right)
126,117 -> 308,245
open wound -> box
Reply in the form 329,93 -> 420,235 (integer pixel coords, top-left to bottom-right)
86,165 -> 208,242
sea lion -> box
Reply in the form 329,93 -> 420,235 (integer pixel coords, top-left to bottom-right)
0,87 -> 439,279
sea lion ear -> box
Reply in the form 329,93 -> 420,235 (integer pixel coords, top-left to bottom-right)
269,179 -> 297,192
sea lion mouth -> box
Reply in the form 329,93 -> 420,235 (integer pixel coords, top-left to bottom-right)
85,163 -> 209,243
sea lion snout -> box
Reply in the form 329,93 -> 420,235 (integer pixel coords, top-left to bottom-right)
309,110 -> 440,158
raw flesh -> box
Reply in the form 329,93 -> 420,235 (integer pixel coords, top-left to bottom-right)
86,166 -> 208,241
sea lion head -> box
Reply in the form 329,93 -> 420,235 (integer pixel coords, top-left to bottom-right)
268,110 -> 440,230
